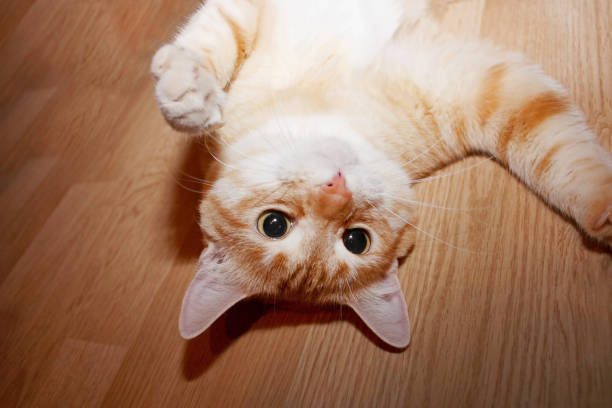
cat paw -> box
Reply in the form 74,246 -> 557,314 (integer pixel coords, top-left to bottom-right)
583,192 -> 612,245
151,44 -> 225,133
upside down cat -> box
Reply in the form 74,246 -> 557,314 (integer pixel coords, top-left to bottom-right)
151,0 -> 612,348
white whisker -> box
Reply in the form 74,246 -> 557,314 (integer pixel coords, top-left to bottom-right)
204,132 -> 276,171
171,176 -> 206,194
404,139 -> 445,166
409,156 -> 494,184
200,133 -> 272,174
381,194 -> 490,212
178,170 -> 215,186
374,202 -> 481,253
344,277 -> 355,303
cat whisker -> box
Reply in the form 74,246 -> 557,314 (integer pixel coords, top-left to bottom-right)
408,155 -> 494,184
162,162 -> 213,192
373,202 -> 482,253
203,132 -> 277,171
171,176 -> 208,194
252,128 -> 278,152
344,277 -> 355,303
221,119 -> 280,156
178,170 -> 216,186
380,194 -> 491,212
404,139 -> 446,166
176,168 -> 280,193
200,133 -> 273,174
234,180 -> 295,209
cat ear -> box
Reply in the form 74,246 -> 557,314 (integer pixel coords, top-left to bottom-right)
347,260 -> 411,348
179,243 -> 248,339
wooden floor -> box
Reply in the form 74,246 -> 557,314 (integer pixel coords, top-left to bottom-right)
1,1 -> 610,407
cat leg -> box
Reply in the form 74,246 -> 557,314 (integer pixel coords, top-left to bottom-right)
446,57 -> 612,244
151,0 -> 260,132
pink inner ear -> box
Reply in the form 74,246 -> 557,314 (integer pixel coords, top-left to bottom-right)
179,244 -> 248,339
347,260 -> 411,348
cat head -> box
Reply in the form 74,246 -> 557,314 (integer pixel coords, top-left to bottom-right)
180,118 -> 416,347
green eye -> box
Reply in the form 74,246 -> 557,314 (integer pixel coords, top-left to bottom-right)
257,211 -> 291,239
343,228 -> 371,254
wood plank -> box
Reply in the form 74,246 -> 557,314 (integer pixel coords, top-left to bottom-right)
28,339 -> 127,408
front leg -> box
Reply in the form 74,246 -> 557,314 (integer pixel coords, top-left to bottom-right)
151,0 -> 260,133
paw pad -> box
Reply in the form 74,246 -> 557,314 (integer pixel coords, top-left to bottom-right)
151,44 -> 225,132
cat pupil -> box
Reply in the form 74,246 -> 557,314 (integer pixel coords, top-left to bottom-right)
343,228 -> 371,254
261,211 -> 288,238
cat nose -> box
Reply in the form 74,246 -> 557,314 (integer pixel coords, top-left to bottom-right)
322,172 -> 351,198
318,172 -> 352,216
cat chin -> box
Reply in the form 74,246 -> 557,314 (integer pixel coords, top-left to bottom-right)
236,113 -> 382,159
223,115 -> 412,199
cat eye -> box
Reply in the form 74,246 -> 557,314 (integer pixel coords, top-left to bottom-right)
257,211 -> 291,239
343,228 -> 371,255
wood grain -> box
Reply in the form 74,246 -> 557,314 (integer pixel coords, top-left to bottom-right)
0,1 -> 610,407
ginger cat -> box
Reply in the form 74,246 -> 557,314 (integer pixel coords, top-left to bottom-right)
151,0 -> 612,348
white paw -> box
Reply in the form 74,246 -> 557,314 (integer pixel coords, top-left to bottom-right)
151,44 -> 225,133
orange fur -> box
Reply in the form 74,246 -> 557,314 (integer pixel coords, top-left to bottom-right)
217,6 -> 249,85
534,142 -> 566,180
477,63 -> 506,127
497,92 -> 570,159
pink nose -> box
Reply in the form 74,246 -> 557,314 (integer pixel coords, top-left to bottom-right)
318,172 -> 352,216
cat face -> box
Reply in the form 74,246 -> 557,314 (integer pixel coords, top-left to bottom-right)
181,121 -> 415,347
202,134 -> 413,298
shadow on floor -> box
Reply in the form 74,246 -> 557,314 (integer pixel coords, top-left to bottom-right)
181,298 -> 406,380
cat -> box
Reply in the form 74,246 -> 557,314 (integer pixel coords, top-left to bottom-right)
151,0 -> 612,348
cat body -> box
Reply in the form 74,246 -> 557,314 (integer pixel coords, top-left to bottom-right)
152,0 -> 612,348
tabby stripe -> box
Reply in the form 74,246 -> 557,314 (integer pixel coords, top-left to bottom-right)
533,142 -> 566,180
418,90 -> 442,142
452,114 -> 469,154
217,6 -> 248,85
478,63 -> 506,127
270,253 -> 287,273
497,92 -> 570,160
291,263 -> 309,293
211,196 -> 248,230
382,80 -> 428,138
572,157 -> 605,172
202,53 -> 220,80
